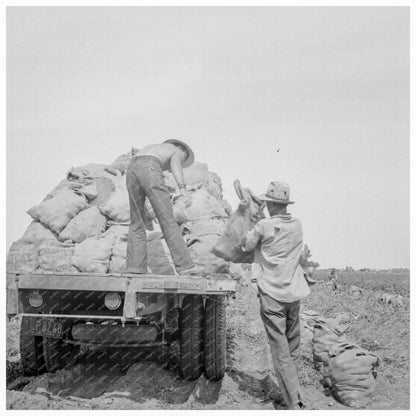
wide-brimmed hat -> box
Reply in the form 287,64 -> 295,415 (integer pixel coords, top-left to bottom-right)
164,139 -> 195,168
259,181 -> 294,204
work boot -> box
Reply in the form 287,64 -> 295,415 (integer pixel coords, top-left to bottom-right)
268,390 -> 288,410
178,265 -> 207,276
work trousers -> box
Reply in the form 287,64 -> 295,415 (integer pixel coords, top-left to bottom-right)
258,288 -> 304,409
125,155 -> 194,273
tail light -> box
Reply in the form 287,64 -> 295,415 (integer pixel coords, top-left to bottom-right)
28,291 -> 43,308
104,292 -> 122,310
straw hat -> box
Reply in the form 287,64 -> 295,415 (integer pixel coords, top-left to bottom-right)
259,181 -> 294,204
164,139 -> 195,168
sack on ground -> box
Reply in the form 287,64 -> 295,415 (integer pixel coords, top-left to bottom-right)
59,206 -> 107,243
27,189 -> 89,234
6,241 -> 39,273
212,179 -> 264,263
312,320 -> 346,372
71,233 -> 116,273
38,240 -> 78,273
327,342 -> 381,408
300,308 -> 322,347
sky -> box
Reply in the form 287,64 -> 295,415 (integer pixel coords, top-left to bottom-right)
6,6 -> 410,269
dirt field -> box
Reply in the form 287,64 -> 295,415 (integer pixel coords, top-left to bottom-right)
6,270 -> 410,410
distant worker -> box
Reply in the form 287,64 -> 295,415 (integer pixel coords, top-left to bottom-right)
126,140 -> 199,275
327,268 -> 339,290
240,181 -> 310,410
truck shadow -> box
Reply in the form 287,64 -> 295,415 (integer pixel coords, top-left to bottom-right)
10,346 -> 223,405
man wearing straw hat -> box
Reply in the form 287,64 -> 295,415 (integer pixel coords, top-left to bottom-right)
240,181 -> 312,410
126,139 -> 200,276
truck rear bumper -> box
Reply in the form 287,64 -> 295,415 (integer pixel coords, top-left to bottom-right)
7,272 -> 236,318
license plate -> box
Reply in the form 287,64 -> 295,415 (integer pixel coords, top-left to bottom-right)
27,318 -> 63,339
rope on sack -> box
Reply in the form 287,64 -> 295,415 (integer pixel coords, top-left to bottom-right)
328,341 -> 382,366
312,318 -> 344,336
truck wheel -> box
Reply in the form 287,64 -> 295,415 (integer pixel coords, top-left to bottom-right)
155,344 -> 170,369
20,317 -> 46,376
43,337 -> 80,373
204,296 -> 226,381
179,295 -> 204,380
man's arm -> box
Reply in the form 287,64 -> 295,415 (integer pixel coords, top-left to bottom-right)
170,152 -> 187,197
240,221 -> 263,252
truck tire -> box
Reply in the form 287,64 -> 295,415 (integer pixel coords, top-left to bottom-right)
155,344 -> 169,369
179,295 -> 204,380
43,336 -> 80,373
204,296 -> 226,381
20,317 -> 46,376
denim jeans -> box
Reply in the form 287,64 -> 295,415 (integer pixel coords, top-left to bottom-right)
126,155 -> 194,273
258,288 -> 304,409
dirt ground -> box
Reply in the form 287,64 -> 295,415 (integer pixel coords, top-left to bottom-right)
6,270 -> 410,410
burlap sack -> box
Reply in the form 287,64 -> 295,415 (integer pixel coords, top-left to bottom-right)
327,342 -> 381,408
100,175 -> 130,223
38,240 -> 78,273
27,189 -> 89,234
77,182 -> 98,200
6,241 -> 39,273
187,234 -> 230,274
71,233 -> 116,273
187,218 -> 226,237
88,177 -> 115,208
59,206 -> 107,243
183,161 -> 209,184
312,320 -> 346,372
111,148 -> 138,173
212,180 -> 264,264
108,229 -> 129,273
105,224 -> 130,238
20,221 -> 57,244
173,189 -> 227,224
43,179 -> 74,201
109,230 -> 175,274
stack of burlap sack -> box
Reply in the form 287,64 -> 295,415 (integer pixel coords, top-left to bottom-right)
301,311 -> 381,409
6,148 -> 235,276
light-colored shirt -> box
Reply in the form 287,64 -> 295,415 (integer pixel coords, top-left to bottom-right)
241,214 -> 310,303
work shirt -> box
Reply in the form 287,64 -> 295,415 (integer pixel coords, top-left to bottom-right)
241,214 -> 310,303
